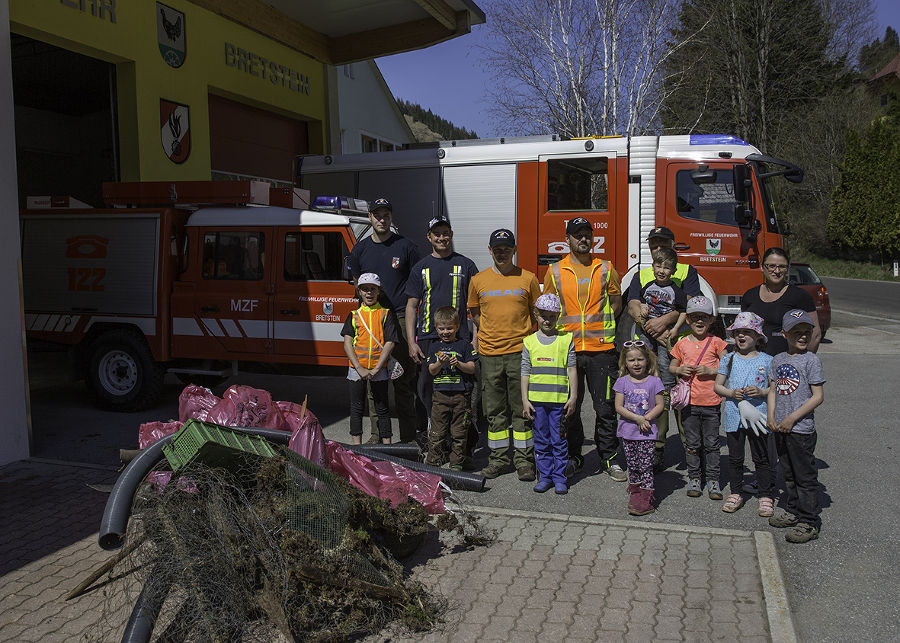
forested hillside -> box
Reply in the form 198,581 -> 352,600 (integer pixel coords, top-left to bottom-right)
396,99 -> 478,142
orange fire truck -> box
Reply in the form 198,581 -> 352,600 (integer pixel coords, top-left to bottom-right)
21,134 -> 801,411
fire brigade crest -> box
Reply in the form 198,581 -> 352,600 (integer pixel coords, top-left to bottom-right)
160,99 -> 191,164
322,302 -> 333,315
706,238 -> 721,255
391,257 -> 400,269
157,3 -> 186,68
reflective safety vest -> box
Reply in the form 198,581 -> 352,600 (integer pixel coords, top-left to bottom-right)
419,263 -> 464,335
523,332 -> 572,404
638,264 -> 690,288
549,256 -> 616,352
351,305 -> 387,369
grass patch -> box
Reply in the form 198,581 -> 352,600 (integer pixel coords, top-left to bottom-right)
791,248 -> 900,282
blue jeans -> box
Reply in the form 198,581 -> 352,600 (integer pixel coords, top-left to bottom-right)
682,404 -> 721,481
533,402 -> 567,484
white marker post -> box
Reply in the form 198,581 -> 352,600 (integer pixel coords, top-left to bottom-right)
894,260 -> 898,278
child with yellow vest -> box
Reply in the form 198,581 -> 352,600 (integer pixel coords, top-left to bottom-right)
521,294 -> 577,494
341,273 -> 399,445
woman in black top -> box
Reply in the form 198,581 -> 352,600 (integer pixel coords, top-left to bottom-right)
740,247 -> 821,356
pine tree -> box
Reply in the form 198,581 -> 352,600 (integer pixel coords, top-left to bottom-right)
396,99 -> 478,141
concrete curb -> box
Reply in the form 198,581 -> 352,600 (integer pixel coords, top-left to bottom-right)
463,504 -> 799,642
755,530 -> 798,643
463,503 -> 754,537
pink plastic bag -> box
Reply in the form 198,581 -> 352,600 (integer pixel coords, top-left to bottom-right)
278,400 -> 326,468
325,442 -> 445,514
138,420 -> 184,449
207,385 -> 287,430
178,385 -> 219,422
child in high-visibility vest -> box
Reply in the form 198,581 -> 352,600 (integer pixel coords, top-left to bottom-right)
521,293 -> 577,495
341,273 -> 399,445
614,341 -> 666,515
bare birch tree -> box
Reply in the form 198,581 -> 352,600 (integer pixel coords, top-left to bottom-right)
479,0 -> 704,137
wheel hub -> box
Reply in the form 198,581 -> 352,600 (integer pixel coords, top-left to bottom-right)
98,350 -> 138,395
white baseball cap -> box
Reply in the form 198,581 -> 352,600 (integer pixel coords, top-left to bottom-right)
357,273 -> 381,287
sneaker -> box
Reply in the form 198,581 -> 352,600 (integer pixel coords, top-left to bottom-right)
533,479 -> 553,493
686,478 -> 702,497
565,454 -> 584,478
785,523 -> 819,543
480,464 -> 510,479
652,449 -> 665,473
706,480 -> 723,500
554,482 -> 568,495
517,465 -> 537,482
606,464 -> 628,482
768,510 -> 799,528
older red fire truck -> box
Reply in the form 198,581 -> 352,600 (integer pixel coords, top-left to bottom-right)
22,134 -> 801,410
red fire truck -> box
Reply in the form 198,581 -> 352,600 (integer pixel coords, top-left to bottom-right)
21,134 -> 801,411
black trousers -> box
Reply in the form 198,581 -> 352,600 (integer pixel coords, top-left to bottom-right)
774,432 -> 820,525
350,379 -> 391,438
726,429 -> 774,497
564,350 -> 618,466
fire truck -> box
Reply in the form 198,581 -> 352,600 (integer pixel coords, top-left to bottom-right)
21,134 -> 801,411
298,132 -> 802,316
21,182 -> 375,410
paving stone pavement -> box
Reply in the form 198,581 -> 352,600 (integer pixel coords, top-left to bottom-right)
1,459 -> 780,641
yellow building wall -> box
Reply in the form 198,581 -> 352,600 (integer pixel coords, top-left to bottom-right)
10,0 -> 327,181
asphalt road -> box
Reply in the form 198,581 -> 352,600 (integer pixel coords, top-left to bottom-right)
23,277 -> 900,642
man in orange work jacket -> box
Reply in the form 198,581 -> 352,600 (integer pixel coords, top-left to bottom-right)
543,217 -> 625,482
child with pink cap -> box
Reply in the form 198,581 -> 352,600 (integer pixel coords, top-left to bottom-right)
713,312 -> 774,516
521,293 -> 577,494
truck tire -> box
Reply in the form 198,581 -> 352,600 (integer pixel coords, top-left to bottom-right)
88,330 -> 164,411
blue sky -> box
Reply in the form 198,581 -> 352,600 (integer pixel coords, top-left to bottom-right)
377,0 -> 900,138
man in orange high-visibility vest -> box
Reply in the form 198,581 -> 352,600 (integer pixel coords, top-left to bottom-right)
543,217 -> 625,482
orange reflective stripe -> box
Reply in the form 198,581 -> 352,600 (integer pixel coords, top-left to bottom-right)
351,307 -> 386,369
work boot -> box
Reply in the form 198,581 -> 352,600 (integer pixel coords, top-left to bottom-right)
565,454 -> 584,478
517,464 -> 537,482
768,511 -> 799,528
480,463 -> 510,479
785,523 -> 819,543
652,449 -> 665,473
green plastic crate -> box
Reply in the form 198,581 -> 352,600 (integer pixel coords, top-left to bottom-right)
162,419 -> 277,473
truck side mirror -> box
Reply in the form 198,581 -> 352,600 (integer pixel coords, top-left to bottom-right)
343,255 -> 354,284
734,204 -> 753,226
733,164 -> 751,202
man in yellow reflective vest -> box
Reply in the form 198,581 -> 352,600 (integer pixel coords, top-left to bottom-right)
543,217 -> 624,481
625,226 -> 703,471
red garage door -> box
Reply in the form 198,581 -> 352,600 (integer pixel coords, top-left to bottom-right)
208,94 -> 309,183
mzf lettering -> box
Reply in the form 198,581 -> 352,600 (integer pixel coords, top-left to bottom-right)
224,43 -> 311,95
231,298 -> 259,312
483,288 -> 525,297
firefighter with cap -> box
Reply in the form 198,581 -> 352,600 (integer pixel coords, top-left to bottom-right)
625,226 -> 703,471
468,228 -> 541,480
543,217 -> 624,481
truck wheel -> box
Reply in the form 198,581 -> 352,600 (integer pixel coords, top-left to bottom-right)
88,330 -> 164,410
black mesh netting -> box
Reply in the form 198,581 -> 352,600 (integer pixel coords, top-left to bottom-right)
96,448 -> 495,642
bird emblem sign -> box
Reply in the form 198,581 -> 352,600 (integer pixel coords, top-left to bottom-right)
160,99 -> 190,164
706,238 -> 721,255
157,3 -> 186,68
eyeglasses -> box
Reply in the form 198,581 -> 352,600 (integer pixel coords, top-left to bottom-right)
622,340 -> 646,348
763,263 -> 788,272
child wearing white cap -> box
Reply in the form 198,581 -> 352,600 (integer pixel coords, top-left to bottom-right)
341,273 -> 399,444
521,293 -> 577,494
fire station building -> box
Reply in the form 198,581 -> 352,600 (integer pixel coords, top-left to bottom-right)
0,0 -> 484,465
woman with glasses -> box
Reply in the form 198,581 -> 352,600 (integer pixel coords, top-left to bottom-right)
740,248 -> 821,356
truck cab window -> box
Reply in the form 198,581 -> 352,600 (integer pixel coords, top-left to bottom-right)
283,231 -> 347,281
202,231 -> 265,280
676,169 -> 738,226
547,157 -> 608,211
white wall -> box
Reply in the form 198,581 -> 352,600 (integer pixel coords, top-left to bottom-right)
0,3 -> 31,466
336,61 -> 412,154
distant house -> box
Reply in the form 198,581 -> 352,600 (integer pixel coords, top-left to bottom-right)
336,61 -> 414,154
868,52 -> 900,111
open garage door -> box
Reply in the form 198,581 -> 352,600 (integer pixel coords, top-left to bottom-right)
11,35 -> 119,209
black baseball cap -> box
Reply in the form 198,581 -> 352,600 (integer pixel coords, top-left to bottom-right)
489,228 -> 516,248
647,226 -> 675,241
566,217 -> 592,235
428,216 -> 451,231
370,197 -> 392,212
